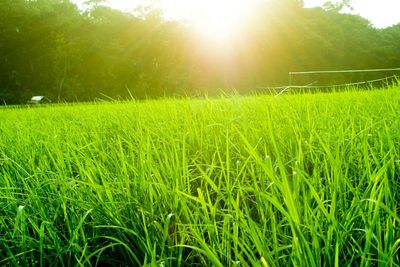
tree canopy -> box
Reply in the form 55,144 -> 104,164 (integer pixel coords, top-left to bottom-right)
1,0 -> 399,103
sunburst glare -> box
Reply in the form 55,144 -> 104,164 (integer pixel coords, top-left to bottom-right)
163,0 -> 259,43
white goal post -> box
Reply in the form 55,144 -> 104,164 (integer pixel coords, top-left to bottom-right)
288,67 -> 400,86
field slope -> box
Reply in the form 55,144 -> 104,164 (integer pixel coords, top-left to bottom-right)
0,88 -> 399,266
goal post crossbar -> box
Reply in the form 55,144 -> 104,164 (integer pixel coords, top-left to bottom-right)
289,67 -> 400,75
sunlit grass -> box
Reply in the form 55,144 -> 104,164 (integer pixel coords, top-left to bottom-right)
0,87 -> 399,266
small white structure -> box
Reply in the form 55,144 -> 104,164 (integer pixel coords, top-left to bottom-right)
27,96 -> 51,104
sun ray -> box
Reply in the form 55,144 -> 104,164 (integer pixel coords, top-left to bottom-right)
161,0 -> 259,43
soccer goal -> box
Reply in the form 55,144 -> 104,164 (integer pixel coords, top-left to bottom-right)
288,67 -> 400,88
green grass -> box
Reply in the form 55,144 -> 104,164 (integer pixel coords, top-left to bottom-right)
0,87 -> 399,266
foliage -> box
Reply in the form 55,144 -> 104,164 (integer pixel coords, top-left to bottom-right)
0,0 -> 399,103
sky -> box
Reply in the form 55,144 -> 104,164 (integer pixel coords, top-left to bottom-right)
305,0 -> 400,28
73,0 -> 400,29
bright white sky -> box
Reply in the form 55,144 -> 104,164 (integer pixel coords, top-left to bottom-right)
305,0 -> 400,28
73,0 -> 400,29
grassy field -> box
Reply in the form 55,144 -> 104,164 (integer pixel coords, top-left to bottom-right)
0,87 -> 399,266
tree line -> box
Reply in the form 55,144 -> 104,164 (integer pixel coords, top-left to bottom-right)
1,0 -> 400,104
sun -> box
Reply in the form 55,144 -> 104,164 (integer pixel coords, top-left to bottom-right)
161,0 -> 259,43
100,0 -> 259,43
